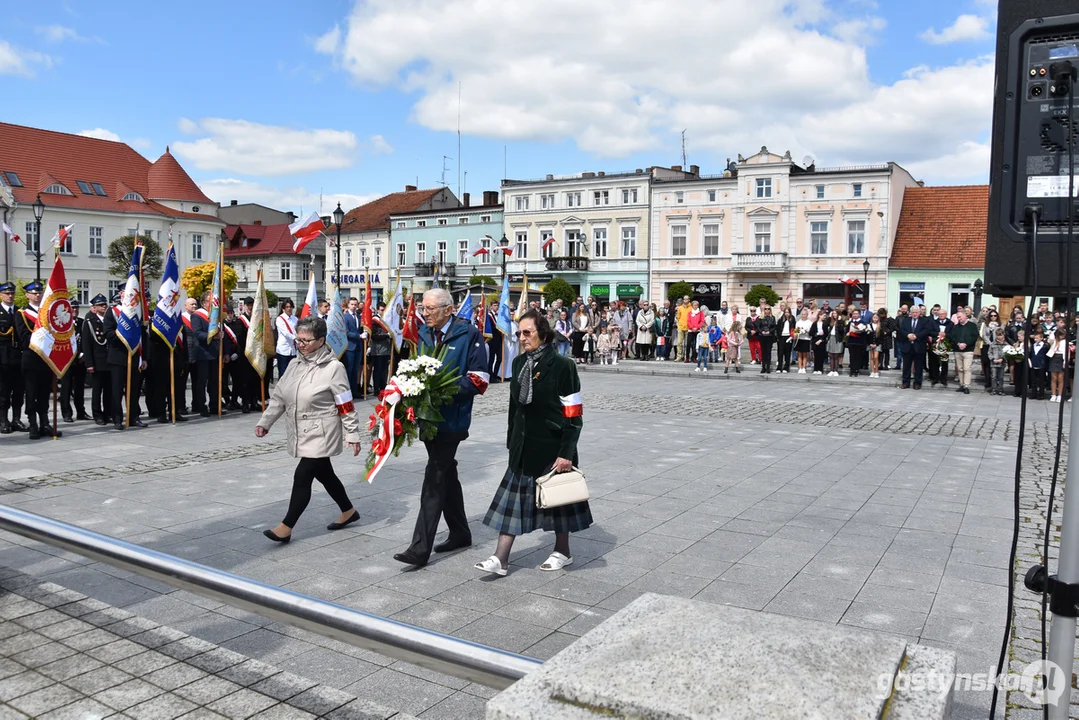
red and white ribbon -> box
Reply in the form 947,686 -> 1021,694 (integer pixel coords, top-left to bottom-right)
364,379 -> 403,484
334,390 -> 354,415
560,391 -> 583,418
467,370 -> 490,394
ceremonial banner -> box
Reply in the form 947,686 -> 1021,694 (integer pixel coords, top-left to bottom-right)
361,273 -> 374,332
245,268 -> 274,377
299,272 -> 318,319
327,288 -> 348,358
495,274 -> 513,337
456,292 -> 473,321
151,242 -> 182,348
30,255 -> 76,377
207,240 -> 224,342
381,274 -> 404,349
402,295 -> 420,350
515,274 -> 529,321
116,245 -> 144,353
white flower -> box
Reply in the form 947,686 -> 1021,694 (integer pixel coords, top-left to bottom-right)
426,367 -> 436,376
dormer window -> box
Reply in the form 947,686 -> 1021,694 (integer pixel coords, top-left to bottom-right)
122,191 -> 145,202
2,171 -> 22,188
91,182 -> 106,196
44,183 -> 74,196
76,180 -> 94,194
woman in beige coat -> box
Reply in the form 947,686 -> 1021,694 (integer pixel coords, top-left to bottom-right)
256,317 -> 363,543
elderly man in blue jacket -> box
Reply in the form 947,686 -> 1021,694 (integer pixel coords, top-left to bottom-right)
395,288 -> 490,567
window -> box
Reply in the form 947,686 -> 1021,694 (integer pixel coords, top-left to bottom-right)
703,223 -> 720,256
108,280 -> 122,300
57,224 -> 73,254
458,240 -> 469,264
566,230 -> 584,256
345,248 -> 352,267
90,182 -> 106,196
672,225 -> 687,256
436,241 -> 447,264
459,217 -> 469,224
302,262 -> 310,281
515,231 -> 528,259
566,192 -> 581,207
127,228 -> 137,237
754,222 -> 771,252
756,178 -> 772,198
397,243 -> 406,266
361,248 -> 370,268
621,188 -> 638,204
438,218 -> 447,226
374,247 -> 382,267
898,282 -> 927,309
540,230 -> 555,258
191,233 -> 203,260
847,220 -> 865,254
44,183 -> 73,196
416,242 -> 427,264
481,236 -> 492,254
675,191 -> 684,204
480,215 -> 491,223
815,185 -> 825,199
280,262 -> 291,281
853,183 -> 862,198
592,228 -> 607,258
85,226 -> 102,256
122,191 -> 145,202
76,280 -> 90,306
708,190 -> 717,202
515,196 -> 529,211
76,180 -> 93,194
3,171 -> 23,187
621,226 -> 637,257
396,221 -> 406,228
593,190 -> 609,206
240,263 -> 248,281
811,221 -> 828,254
417,220 -> 427,227
540,193 -> 555,210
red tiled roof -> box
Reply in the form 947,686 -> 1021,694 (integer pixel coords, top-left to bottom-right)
223,223 -> 318,257
0,122 -> 216,220
340,188 -> 452,233
890,185 -> 989,269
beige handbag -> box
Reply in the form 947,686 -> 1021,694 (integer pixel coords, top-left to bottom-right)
535,466 -> 589,509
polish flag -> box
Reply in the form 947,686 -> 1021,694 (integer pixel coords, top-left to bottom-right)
289,211 -> 325,253
2,222 -> 19,243
51,224 -> 74,248
299,272 -> 318,319
470,237 -> 491,257
838,276 -> 860,286
560,391 -> 583,418
498,245 -> 514,256
541,235 -> 557,252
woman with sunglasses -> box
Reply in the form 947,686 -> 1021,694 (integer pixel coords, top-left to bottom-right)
256,317 -> 363,543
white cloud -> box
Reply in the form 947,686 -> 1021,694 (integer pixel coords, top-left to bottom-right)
368,134 -> 393,155
921,14 -> 990,45
172,118 -> 359,176
0,41 -> 53,78
316,0 -> 994,181
77,128 -> 153,152
35,24 -> 104,44
904,140 -> 990,181
197,178 -> 379,215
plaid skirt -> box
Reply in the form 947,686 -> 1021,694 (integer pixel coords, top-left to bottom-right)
483,467 -> 593,536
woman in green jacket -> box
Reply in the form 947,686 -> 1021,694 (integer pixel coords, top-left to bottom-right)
476,309 -> 591,577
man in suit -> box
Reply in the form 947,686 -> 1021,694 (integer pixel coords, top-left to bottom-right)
0,281 -> 27,433
15,281 -> 61,439
147,302 -> 189,425
343,296 -> 365,399
485,300 -> 503,381
59,299 -> 89,422
103,293 -> 148,430
81,294 -> 112,425
926,304 -> 953,388
899,304 -> 935,389
892,305 -> 909,370
318,299 -> 331,321
394,288 -> 489,568
190,291 -> 224,417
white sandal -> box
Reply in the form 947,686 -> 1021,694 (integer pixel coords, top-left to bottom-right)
540,552 -> 573,571
474,556 -> 507,577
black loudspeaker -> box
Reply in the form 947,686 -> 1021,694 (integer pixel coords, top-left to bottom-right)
986,0 -> 1079,296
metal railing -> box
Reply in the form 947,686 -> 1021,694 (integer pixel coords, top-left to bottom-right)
0,506 -> 541,690
731,251 -> 788,271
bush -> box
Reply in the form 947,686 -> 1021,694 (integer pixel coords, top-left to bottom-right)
744,284 -> 781,308
543,277 -> 576,308
471,275 -> 497,288
180,262 -> 239,302
12,277 -> 29,308
108,235 -> 164,280
667,281 -> 694,303
265,289 -> 279,308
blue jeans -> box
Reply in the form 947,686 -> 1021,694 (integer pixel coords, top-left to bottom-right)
276,353 -> 294,381
697,353 -> 709,369
558,341 -> 570,356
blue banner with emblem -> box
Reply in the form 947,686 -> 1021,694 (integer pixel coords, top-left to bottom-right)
116,244 -> 143,353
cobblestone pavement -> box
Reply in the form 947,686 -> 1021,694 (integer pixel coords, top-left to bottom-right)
0,373 -> 1074,718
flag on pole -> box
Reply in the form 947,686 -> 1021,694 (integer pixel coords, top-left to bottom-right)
30,255 -> 76,377
456,292 -> 473,321
299,271 -> 318,319
499,245 -> 513,256
245,268 -> 274,377
838,276 -> 859,287
432,262 -> 441,289
381,273 -> 404,350
207,239 -> 224,342
2,222 -> 19,243
541,235 -> 557,253
361,273 -> 374,332
402,295 -> 420,350
289,211 -> 325,253
151,243 -> 183,348
495,273 -> 513,337
116,245 -> 144,353
515,275 -> 529,321
50,224 -> 74,249
470,237 -> 491,257
326,288 -> 348,358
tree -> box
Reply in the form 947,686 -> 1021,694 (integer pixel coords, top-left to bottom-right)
265,289 -> 279,309
180,262 -> 238,302
108,235 -> 164,281
667,281 -> 694,303
12,277 -> 29,308
543,277 -> 576,308
744,283 -> 781,308
470,275 -> 497,288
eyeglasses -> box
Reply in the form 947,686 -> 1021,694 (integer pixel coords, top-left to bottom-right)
515,329 -> 536,338
421,304 -> 450,313
295,337 -> 320,345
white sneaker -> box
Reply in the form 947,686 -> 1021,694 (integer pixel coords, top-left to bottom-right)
814,371 -> 821,375
702,367 -> 708,372
694,367 -> 701,372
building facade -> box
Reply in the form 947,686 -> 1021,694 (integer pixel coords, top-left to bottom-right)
223,223 -> 326,306
388,191 -> 503,299
218,201 -> 296,228
500,169 -> 680,305
0,123 -> 223,304
649,148 -> 919,311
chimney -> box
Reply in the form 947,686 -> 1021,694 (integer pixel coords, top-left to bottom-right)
546,174 -> 554,181
462,192 -> 470,207
405,184 -> 417,192
690,164 -> 699,176
672,165 -> 682,172
597,171 -> 605,177
230,199 -> 238,206
253,220 -> 262,226
483,190 -> 499,206
582,172 -> 595,178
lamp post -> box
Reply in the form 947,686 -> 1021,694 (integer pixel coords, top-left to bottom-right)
32,194 -> 45,283
862,257 -> 870,306
332,202 -> 344,290
973,278 -> 984,316
499,233 -> 509,278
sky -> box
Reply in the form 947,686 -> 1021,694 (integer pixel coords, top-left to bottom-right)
0,0 -> 998,216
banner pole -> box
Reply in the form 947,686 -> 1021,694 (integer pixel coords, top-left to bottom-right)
125,354 -> 132,429
362,340 -> 368,400
170,348 -> 176,423
51,377 -> 58,439
217,336 -> 223,416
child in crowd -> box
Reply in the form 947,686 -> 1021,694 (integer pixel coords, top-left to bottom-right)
1012,329 -> 1027,398
696,326 -> 711,372
707,315 -> 724,363
724,321 -> 743,374
987,328 -> 1007,396
596,323 -> 611,365
1029,329 -> 1049,400
606,324 -> 621,366
1049,328 -> 1068,402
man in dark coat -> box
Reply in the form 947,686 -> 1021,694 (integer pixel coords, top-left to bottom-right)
81,294 -> 112,425
15,281 -> 61,439
59,299 -> 88,422
190,291 -> 225,417
0,281 -> 27,433
899,304 -> 936,390
103,293 -> 148,430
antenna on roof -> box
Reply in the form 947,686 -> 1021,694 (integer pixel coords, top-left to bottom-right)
441,156 -> 453,188
319,188 -> 323,216
457,80 -> 462,199
681,129 -> 687,167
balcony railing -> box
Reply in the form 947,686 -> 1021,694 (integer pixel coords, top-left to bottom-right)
414,262 -> 457,278
414,262 -> 433,277
731,252 -> 788,272
443,262 -> 457,277
545,256 -> 590,271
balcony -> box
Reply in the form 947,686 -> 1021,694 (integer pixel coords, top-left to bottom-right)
414,262 -> 433,277
731,252 -> 788,272
545,256 -> 590,272
413,262 -> 457,278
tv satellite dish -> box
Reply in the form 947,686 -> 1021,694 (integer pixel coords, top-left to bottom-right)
802,155 -> 815,168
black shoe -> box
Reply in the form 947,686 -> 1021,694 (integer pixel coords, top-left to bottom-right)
12,420 -> 28,432
157,416 -> 171,424
114,422 -> 125,431
724,367 -> 729,374
241,406 -> 251,414
132,420 -> 148,428
0,421 -> 10,434
393,551 -> 428,568
263,529 -> 291,543
913,384 -> 922,390
41,425 -> 61,438
955,387 -> 965,392
434,537 -> 472,553
76,412 -> 90,421
175,414 -> 189,422
28,425 -> 40,440
326,510 -> 361,531
963,387 -> 970,394
94,418 -> 107,426
62,415 -> 74,424
199,409 -> 211,417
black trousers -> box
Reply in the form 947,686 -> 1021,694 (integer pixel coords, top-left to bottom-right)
193,358 -> 220,413
848,344 -> 865,376
902,349 -> 925,386
88,367 -> 112,420
759,337 -> 774,371
110,362 -> 143,425
148,340 -> 184,418
282,457 -> 353,528
487,337 -> 503,378
20,354 -> 52,427
60,362 -> 86,418
776,338 -> 791,371
372,355 -> 390,394
0,359 -> 22,423
1031,368 -> 1048,398
407,434 -> 470,560
927,352 -> 948,385
812,343 -> 827,372
881,348 -> 891,370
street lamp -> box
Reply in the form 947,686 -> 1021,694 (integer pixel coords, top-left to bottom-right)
32,194 -> 45,283
973,278 -> 984,315
862,258 -> 870,305
498,233 -> 509,278
332,202 -> 344,289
